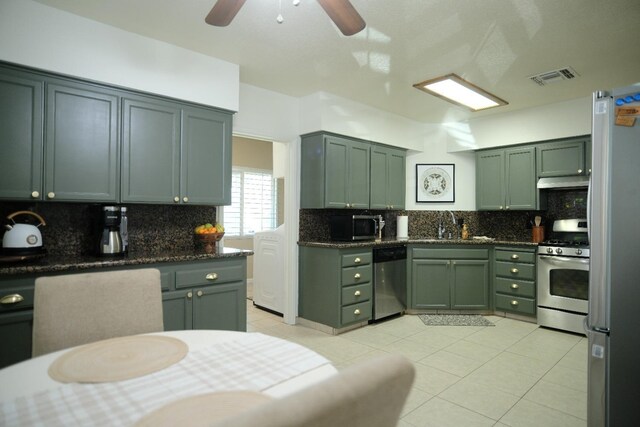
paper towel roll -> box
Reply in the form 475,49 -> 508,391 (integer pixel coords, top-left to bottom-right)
397,216 -> 408,240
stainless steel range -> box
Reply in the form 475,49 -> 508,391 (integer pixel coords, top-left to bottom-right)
537,219 -> 589,334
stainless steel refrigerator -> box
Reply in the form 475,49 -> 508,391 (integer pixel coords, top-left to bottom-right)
587,85 -> 640,426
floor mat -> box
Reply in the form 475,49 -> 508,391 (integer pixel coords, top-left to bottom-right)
418,314 -> 495,327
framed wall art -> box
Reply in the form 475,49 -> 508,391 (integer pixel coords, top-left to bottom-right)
416,164 -> 455,203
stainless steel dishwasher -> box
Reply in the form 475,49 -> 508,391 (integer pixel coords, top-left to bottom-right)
372,246 -> 407,321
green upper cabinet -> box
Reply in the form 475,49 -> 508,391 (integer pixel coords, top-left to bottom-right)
536,137 -> 588,177
0,68 -> 43,201
44,80 -> 119,202
476,146 -> 538,211
370,144 -> 406,210
122,96 -> 232,205
122,96 -> 180,204
301,132 -> 371,209
181,107 -> 232,205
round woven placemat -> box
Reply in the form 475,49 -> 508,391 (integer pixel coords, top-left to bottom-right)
48,335 -> 188,383
135,391 -> 272,427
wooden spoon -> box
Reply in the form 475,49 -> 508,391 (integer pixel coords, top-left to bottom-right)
534,216 -> 542,227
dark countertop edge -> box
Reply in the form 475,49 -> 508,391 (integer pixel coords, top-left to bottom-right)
298,239 -> 538,249
0,248 -> 253,277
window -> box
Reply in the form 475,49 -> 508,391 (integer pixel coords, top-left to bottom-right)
223,168 -> 276,237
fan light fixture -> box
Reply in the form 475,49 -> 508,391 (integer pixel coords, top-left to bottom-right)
413,74 -> 508,111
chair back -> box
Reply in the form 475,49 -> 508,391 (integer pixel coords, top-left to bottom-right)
213,353 -> 415,427
32,268 -> 163,357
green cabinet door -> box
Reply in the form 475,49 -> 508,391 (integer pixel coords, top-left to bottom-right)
0,70 -> 43,201
370,145 -> 406,210
193,282 -> 247,331
412,259 -> 450,309
347,139 -> 371,209
451,260 -> 489,309
476,149 -> 505,210
505,146 -> 536,210
536,139 -> 586,177
44,81 -> 119,202
0,310 -> 33,368
323,136 -> 349,208
162,289 -> 192,331
181,107 -> 232,205
122,96 -> 181,203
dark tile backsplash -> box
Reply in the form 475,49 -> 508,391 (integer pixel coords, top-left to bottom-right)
0,202 -> 217,257
299,189 -> 588,243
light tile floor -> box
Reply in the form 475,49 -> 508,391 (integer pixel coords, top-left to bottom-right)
246,301 -> 588,427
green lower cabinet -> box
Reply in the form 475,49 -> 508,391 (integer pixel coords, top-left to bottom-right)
410,246 -> 490,311
493,247 -> 536,316
0,257 -> 247,369
299,246 -> 373,329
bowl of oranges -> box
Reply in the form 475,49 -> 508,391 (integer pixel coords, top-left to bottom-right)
194,223 -> 225,253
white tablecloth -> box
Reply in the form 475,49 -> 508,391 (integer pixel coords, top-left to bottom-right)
0,331 -> 335,426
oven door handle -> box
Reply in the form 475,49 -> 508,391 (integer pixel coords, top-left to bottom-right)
538,255 -> 590,265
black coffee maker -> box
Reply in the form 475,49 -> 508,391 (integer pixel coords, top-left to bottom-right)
99,206 -> 124,256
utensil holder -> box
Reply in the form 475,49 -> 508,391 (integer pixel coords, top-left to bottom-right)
532,226 -> 545,243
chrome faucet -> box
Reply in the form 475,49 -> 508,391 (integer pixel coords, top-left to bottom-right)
447,210 -> 458,239
376,215 -> 385,242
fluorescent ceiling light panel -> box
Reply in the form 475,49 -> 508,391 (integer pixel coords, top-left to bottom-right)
413,74 -> 508,111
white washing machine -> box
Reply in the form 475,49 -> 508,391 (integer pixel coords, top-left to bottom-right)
252,225 -> 285,314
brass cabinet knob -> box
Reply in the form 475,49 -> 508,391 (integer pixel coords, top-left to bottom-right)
47,192 -> 55,199
354,273 -> 361,280
187,291 -> 193,300
578,169 -> 583,174
197,290 -> 203,297
511,254 -> 519,260
354,290 -> 361,296
505,206 -> 510,210
31,191 -> 39,198
183,196 -> 189,203
499,206 -> 503,210
354,257 -> 361,264
174,196 -> 180,203
206,273 -> 218,281
511,300 -> 519,306
0,294 -> 24,305
390,205 -> 394,209
511,283 -> 519,290
511,268 -> 519,274
354,309 -> 361,315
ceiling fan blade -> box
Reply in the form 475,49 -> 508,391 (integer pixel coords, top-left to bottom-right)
205,0 -> 247,27
317,0 -> 366,36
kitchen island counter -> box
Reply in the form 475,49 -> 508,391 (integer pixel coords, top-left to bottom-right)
0,246 -> 253,277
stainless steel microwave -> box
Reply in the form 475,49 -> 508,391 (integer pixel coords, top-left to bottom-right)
329,215 -> 377,241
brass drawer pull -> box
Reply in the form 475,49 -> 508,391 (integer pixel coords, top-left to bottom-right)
354,290 -> 361,296
511,300 -> 519,306
511,254 -> 519,260
206,273 -> 218,281
511,268 -> 519,274
197,290 -> 203,297
511,283 -> 519,290
0,294 -> 24,305
187,291 -> 193,300
354,309 -> 361,315
354,257 -> 361,264
354,273 -> 361,280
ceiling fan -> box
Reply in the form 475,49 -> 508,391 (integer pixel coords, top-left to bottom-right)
205,0 -> 366,36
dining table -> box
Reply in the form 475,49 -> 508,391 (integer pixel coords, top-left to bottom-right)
0,330 -> 337,426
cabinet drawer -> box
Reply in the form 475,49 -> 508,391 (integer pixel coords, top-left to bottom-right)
495,262 -> 535,281
176,261 -> 244,289
341,252 -> 372,267
495,277 -> 535,298
341,300 -> 372,324
0,279 -> 35,312
495,250 -> 535,264
495,294 -> 536,315
412,248 -> 489,260
341,283 -> 372,306
341,265 -> 371,286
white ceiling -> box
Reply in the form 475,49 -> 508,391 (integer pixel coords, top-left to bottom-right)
33,0 -> 640,123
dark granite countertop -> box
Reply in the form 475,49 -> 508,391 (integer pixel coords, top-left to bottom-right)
298,238 -> 538,249
0,246 -> 253,277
